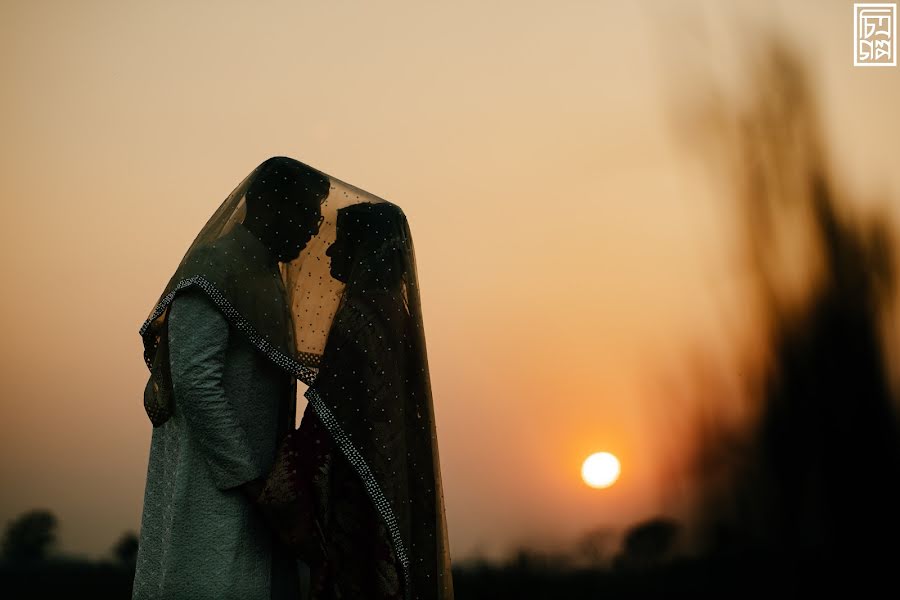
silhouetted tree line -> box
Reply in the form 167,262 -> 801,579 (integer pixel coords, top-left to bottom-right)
0,507 -> 691,599
0,509 -> 138,599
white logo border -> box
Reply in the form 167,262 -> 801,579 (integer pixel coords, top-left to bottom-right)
854,2 -> 897,67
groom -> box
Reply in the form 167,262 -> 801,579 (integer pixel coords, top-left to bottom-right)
133,157 -> 328,600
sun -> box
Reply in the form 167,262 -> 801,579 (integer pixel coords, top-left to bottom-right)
581,452 -> 621,489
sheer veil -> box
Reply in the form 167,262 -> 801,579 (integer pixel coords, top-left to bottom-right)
139,156 -> 453,600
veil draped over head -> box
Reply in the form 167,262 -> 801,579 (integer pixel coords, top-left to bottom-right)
139,156 -> 453,600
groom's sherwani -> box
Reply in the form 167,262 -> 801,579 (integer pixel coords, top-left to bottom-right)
133,224 -> 301,599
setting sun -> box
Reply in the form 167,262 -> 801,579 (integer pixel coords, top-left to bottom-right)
581,452 -> 621,489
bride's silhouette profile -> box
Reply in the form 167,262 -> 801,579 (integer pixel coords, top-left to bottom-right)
258,200 -> 454,600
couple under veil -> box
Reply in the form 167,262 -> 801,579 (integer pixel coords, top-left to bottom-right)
132,156 -> 454,600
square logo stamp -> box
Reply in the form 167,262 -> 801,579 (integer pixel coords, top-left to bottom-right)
854,3 -> 897,66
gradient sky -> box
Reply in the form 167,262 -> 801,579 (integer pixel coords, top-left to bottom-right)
1,0 -> 898,562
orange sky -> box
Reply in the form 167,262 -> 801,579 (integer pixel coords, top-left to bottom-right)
1,0 -> 899,562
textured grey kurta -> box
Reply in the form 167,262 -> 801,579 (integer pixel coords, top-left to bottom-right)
133,224 -> 302,599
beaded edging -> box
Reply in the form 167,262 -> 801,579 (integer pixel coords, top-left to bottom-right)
304,385 -> 412,600
138,275 -> 319,387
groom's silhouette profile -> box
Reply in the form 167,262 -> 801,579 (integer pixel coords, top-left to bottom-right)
133,157 -> 328,600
